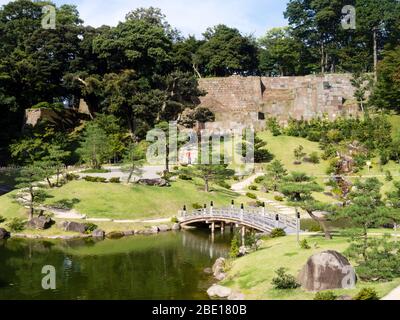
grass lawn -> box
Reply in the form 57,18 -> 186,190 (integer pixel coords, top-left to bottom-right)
257,131 -> 329,176
42,179 -> 239,219
222,235 -> 400,300
0,190 -> 26,220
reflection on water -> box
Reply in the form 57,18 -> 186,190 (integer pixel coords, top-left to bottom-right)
0,230 -> 231,300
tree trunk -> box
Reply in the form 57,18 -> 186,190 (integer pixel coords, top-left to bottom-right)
205,178 -> 209,192
46,177 -> 53,188
29,187 -> 34,220
321,42 -> 325,74
193,64 -> 202,78
362,225 -> 368,262
306,209 -> 333,240
373,28 -> 378,82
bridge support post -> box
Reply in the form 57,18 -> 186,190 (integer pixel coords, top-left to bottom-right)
241,226 -> 246,246
211,222 -> 215,234
221,222 -> 225,234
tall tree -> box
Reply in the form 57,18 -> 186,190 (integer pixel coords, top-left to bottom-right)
195,24 -> 259,76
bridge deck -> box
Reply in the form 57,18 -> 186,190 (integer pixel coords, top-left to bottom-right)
180,207 -> 299,234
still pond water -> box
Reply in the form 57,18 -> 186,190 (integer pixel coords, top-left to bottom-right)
0,230 -> 231,300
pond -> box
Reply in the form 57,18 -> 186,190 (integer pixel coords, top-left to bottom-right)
0,230 -> 232,300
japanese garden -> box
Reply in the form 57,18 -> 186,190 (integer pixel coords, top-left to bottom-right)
1,0 -> 400,301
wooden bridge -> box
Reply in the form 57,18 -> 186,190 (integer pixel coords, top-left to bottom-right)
179,204 -> 300,234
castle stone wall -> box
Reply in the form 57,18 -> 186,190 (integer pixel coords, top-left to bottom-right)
198,74 -> 360,129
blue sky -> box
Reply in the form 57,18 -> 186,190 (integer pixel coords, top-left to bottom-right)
0,0 -> 289,37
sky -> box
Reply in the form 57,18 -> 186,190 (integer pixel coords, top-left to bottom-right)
0,0 -> 289,37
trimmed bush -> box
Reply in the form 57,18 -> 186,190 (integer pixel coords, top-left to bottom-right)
83,176 -> 107,183
229,234 -> 240,258
270,228 -> 286,238
179,174 -> 192,181
0,215 -> 6,224
7,218 -> 25,232
246,192 -> 257,200
308,152 -> 320,164
255,176 -> 265,184
248,185 -> 258,191
353,288 -> 379,300
271,268 -> 300,290
314,291 -> 338,300
109,177 -> 121,183
274,196 -> 284,202
66,173 -> 80,181
192,203 -> 203,210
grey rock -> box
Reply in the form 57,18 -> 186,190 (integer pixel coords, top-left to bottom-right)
150,226 -> 159,233
60,221 -> 87,234
207,285 -> 232,299
106,231 -> 125,239
27,216 -> 53,230
298,250 -> 357,292
212,257 -> 226,281
158,225 -> 171,232
137,179 -> 170,187
92,229 -> 105,239
0,228 -> 10,240
172,223 -> 180,231
123,230 -> 135,236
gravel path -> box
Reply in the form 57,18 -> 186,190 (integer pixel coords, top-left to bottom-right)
382,286 -> 400,300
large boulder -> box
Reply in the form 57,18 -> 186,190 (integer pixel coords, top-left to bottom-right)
172,223 -> 180,231
92,229 -> 105,239
60,221 -> 87,234
27,216 -> 53,230
106,231 -> 125,239
137,179 -> 170,187
158,225 -> 171,232
207,285 -> 232,299
212,258 -> 226,281
298,250 -> 357,292
0,228 -> 10,240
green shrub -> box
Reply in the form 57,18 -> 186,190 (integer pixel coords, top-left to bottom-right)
274,196 -> 284,202
246,192 -> 257,199
267,118 -> 282,136
171,216 -> 179,223
229,234 -> 240,258
178,174 -> 192,181
300,239 -> 311,250
308,152 -> 320,164
7,218 -> 25,232
51,200 -> 75,210
0,215 -> 6,224
109,177 -> 121,183
66,173 -> 80,181
314,291 -> 338,300
271,268 -> 300,290
254,176 -> 265,184
385,170 -> 393,182
192,203 -> 203,210
270,228 -> 286,238
248,185 -> 258,191
84,223 -> 98,234
256,201 -> 265,207
83,176 -> 107,183
218,181 -> 231,189
353,288 -> 379,300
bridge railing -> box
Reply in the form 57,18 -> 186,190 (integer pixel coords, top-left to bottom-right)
180,207 -> 298,232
